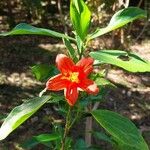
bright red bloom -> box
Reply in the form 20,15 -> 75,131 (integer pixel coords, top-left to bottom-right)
46,54 -> 99,106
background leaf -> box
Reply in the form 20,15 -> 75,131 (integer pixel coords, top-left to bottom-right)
31,64 -> 59,81
90,50 -> 150,72
88,7 -> 147,40
0,23 -> 74,41
21,133 -> 60,149
74,138 -> 88,150
0,95 -> 51,140
95,77 -> 116,88
92,109 -> 149,150
92,131 -> 113,144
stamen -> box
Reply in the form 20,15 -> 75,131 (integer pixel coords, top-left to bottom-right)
69,72 -> 79,83
61,72 -> 79,83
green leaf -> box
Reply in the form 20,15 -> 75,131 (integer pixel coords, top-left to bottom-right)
79,94 -> 103,107
21,133 -> 61,149
47,93 -> 64,104
92,109 -> 149,150
0,95 -> 51,140
63,38 -> 78,62
70,0 -> 91,41
95,77 -> 116,88
31,64 -> 58,81
76,35 -> 84,54
0,23 -> 75,41
64,137 -> 73,150
88,7 -> 147,40
0,114 -> 7,121
74,138 -> 88,150
90,50 -> 150,72
92,131 -> 113,144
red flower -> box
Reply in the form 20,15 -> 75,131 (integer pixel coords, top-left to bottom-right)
46,54 -> 99,106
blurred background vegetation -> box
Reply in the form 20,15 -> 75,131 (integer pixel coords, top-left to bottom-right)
0,0 -> 149,48
0,0 -> 149,30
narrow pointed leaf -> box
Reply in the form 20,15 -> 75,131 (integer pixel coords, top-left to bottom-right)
90,50 -> 150,72
88,7 -> 147,40
76,35 -> 84,54
70,0 -> 91,40
63,38 -> 78,62
21,133 -> 61,149
0,95 -> 51,140
92,109 -> 149,150
0,23 -> 75,41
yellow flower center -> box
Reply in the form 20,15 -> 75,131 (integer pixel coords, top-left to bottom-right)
69,72 -> 79,83
61,72 -> 79,83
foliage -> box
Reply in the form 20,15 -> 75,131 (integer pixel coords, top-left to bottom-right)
90,50 -> 150,72
88,7 -> 146,40
92,110 -> 149,150
0,0 -> 149,149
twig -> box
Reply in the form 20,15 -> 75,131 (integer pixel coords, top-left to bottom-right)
120,28 -> 124,45
127,0 -> 144,35
57,0 -> 68,34
135,0 -> 150,41
135,21 -> 149,41
85,116 -> 92,147
92,102 -> 100,111
85,104 -> 92,147
137,0 -> 144,7
124,0 -> 130,8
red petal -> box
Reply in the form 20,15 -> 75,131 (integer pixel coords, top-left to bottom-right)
76,57 -> 94,76
46,74 -> 68,91
79,79 -> 99,94
56,54 -> 75,73
64,85 -> 79,106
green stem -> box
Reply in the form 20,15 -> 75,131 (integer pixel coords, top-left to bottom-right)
60,106 -> 71,150
69,105 -> 80,129
79,47 -> 84,60
77,46 -> 81,60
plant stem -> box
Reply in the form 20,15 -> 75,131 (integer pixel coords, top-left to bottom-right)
60,106 -> 71,150
85,104 -> 92,146
69,105 -> 80,129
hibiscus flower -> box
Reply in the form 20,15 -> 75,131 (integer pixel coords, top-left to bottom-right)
46,54 -> 99,106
